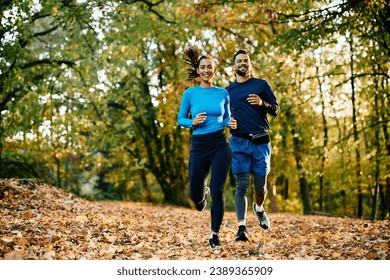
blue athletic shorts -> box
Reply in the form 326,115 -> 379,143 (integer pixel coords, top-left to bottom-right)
230,135 -> 271,176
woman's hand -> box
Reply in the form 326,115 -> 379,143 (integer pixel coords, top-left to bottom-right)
229,117 -> 237,129
192,112 -> 207,126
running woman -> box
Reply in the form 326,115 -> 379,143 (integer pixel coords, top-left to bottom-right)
177,48 -> 236,249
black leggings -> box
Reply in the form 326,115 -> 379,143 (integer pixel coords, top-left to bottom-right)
189,130 -> 232,233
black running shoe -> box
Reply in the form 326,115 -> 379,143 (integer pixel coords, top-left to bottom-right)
196,187 -> 210,211
235,225 -> 249,241
209,234 -> 220,249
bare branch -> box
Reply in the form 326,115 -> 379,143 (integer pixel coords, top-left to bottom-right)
121,0 -> 175,24
107,101 -> 132,115
34,26 -> 60,37
22,59 -> 76,69
329,119 -> 390,150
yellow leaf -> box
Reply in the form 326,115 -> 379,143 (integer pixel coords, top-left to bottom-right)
4,251 -> 23,260
332,252 -> 341,259
103,233 -> 117,243
41,250 -> 56,260
1,236 -> 14,244
75,215 -> 88,222
22,209 -> 33,219
365,251 -> 377,260
52,7 -> 59,16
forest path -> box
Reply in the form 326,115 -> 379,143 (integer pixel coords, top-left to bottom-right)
1,179 -> 389,260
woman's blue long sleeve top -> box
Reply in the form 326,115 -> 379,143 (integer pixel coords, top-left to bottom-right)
177,85 -> 231,135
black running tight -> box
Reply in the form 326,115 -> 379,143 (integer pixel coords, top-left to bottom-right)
189,130 -> 232,233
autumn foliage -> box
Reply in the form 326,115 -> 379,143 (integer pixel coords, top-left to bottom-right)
0,179 -> 389,260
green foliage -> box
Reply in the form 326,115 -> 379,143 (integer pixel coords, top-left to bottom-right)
1,0 -> 388,218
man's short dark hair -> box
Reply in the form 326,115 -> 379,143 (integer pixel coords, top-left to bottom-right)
233,49 -> 249,62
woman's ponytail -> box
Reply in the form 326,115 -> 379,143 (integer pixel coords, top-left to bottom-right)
183,47 -> 200,85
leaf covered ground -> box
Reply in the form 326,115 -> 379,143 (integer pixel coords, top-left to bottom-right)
1,179 -> 389,260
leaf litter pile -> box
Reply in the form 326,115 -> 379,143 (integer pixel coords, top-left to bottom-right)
1,179 -> 389,260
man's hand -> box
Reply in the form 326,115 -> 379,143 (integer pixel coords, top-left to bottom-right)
247,94 -> 263,106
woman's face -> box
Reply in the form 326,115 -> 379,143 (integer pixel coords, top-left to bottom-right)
197,58 -> 215,84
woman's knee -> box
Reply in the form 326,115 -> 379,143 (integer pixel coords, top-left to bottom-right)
189,189 -> 203,204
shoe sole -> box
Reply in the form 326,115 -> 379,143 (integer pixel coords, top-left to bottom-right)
260,224 -> 269,230
209,238 -> 220,250
209,244 -> 221,250
235,237 -> 249,242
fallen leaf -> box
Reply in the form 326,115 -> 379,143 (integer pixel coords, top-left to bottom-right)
41,250 -> 56,260
4,251 -> 23,260
1,179 -> 389,261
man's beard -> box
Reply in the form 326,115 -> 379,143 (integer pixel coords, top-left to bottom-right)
235,66 -> 249,77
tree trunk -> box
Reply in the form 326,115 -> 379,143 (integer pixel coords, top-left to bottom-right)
140,169 -> 150,202
53,152 -> 62,189
267,180 -> 279,213
112,65 -> 189,206
379,76 -> 390,220
371,78 -> 381,219
277,174 -> 289,200
349,38 -> 363,218
286,108 -> 312,215
316,65 -> 328,212
296,156 -> 312,215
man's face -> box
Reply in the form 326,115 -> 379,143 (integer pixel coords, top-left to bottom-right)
234,53 -> 250,77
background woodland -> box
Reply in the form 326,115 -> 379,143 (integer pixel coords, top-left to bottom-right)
1,0 -> 389,219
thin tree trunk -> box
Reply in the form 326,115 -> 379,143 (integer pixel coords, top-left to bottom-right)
140,169 -> 150,202
53,153 -> 61,188
316,65 -> 328,212
267,180 -> 279,213
371,92 -> 380,219
349,38 -> 363,218
380,77 -> 390,219
278,132 -> 289,200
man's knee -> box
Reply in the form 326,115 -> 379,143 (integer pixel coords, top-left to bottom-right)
254,175 -> 267,193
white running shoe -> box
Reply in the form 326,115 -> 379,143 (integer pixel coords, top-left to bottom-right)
252,203 -> 270,230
